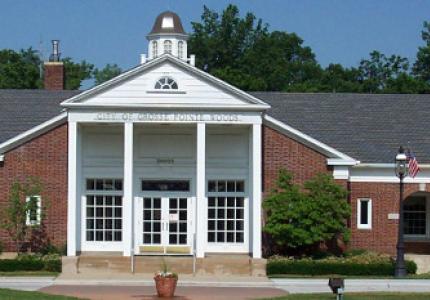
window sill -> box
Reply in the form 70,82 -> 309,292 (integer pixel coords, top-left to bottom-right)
146,90 -> 186,94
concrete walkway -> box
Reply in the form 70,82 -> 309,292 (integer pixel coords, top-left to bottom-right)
0,276 -> 55,291
271,278 -> 430,294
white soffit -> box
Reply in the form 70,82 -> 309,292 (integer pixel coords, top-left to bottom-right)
263,115 -> 359,165
0,113 -> 67,154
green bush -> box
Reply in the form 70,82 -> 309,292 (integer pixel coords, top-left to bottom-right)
267,252 -> 417,276
0,254 -> 61,272
41,254 -> 62,272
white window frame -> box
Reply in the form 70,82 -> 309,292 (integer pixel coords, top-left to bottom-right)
164,40 -> 172,54
152,41 -> 158,58
26,195 -> 41,226
178,41 -> 184,58
357,198 -> 372,229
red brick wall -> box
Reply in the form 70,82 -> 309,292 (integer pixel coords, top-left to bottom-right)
44,62 -> 64,90
262,125 -> 331,193
349,182 -> 429,255
0,123 -> 68,251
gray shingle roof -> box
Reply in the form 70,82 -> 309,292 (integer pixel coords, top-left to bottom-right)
1,90 -> 430,164
252,92 -> 430,164
0,89 -> 80,144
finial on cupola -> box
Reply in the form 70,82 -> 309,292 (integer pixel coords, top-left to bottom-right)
140,11 -> 195,66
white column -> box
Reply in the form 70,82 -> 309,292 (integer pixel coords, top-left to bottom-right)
196,122 -> 206,258
123,122 -> 134,256
251,123 -> 262,258
67,121 -> 78,256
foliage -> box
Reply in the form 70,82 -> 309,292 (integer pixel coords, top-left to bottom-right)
62,57 -> 94,90
0,254 -> 61,272
0,177 -> 45,254
413,21 -> 430,82
189,5 -> 430,93
0,48 -> 42,89
263,170 -> 350,251
267,252 -> 417,276
93,63 -> 122,85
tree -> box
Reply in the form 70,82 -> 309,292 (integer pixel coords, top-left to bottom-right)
62,58 -> 94,90
413,21 -> 430,83
358,50 -> 409,92
93,63 -> 122,85
263,170 -> 350,251
0,48 -> 42,89
0,177 -> 44,253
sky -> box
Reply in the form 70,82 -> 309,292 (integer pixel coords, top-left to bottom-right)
0,0 -> 429,88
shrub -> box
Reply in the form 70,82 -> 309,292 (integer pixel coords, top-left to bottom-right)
41,254 -> 62,272
267,252 -> 417,276
0,254 -> 61,272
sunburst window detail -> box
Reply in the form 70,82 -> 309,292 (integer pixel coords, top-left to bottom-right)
154,77 -> 178,90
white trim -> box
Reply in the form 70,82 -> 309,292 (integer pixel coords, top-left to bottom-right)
0,155 -> 4,162
354,163 -> 430,169
26,195 -> 41,226
61,54 -> 270,110
263,115 -> 358,163
0,113 -> 67,154
357,198 -> 372,230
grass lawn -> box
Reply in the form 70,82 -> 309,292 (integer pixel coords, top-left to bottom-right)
0,288 -> 83,299
0,271 -> 58,277
267,293 -> 430,299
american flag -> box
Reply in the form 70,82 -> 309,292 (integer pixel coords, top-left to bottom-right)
407,150 -> 420,178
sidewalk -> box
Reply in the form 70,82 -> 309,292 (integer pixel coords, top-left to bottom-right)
271,278 -> 430,294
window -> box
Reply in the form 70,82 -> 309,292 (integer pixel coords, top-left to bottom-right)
357,198 -> 372,229
142,180 -> 190,192
154,77 -> 178,90
404,197 -> 426,235
26,196 -> 41,226
85,178 -> 123,242
178,41 -> 184,58
207,180 -> 245,243
164,40 -> 172,54
152,41 -> 158,58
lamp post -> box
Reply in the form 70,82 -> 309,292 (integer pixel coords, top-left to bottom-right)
394,146 -> 408,277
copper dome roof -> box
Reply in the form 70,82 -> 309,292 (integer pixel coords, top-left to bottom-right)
148,11 -> 186,35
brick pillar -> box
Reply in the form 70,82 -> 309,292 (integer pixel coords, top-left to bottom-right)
44,62 -> 64,90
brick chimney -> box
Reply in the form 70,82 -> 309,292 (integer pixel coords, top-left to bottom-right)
44,40 -> 64,90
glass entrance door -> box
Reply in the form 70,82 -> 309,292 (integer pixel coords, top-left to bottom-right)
137,196 -> 192,254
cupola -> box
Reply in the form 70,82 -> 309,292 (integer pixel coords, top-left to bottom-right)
141,11 -> 195,65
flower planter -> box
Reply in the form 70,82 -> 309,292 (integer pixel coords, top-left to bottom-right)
154,275 -> 178,297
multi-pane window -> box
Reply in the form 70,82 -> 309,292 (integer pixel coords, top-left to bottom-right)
404,197 -> 426,235
143,197 -> 162,244
152,41 -> 158,58
164,40 -> 172,54
154,77 -> 178,90
26,195 -> 41,226
178,41 -> 184,58
207,180 -> 245,243
357,198 -> 372,229
86,178 -> 123,242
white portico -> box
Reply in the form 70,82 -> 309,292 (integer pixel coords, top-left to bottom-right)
62,12 -> 269,260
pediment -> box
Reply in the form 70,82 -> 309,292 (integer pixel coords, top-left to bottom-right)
62,55 -> 269,110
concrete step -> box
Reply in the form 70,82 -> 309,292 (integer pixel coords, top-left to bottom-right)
67,254 -> 266,277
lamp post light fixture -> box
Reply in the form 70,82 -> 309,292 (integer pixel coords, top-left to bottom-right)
394,146 -> 408,277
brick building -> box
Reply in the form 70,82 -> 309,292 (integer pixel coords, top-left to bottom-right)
1,11 -> 430,273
